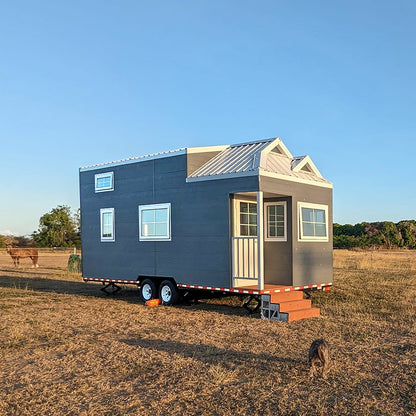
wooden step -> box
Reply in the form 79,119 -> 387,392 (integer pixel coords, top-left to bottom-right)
270,291 -> 304,303
279,298 -> 311,312
286,307 -> 321,322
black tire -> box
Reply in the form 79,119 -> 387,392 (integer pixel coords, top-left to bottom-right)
140,278 -> 157,302
159,280 -> 179,305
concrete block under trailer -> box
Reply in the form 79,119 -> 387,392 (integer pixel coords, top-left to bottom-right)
83,276 -> 332,313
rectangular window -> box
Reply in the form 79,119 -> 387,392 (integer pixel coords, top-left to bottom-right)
265,202 -> 287,241
95,172 -> 114,192
139,203 -> 171,241
239,201 -> 257,236
298,202 -> 328,241
100,208 -> 115,241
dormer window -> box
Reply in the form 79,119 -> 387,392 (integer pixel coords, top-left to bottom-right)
300,164 -> 314,174
95,172 -> 114,192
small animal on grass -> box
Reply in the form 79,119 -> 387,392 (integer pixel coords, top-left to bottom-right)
6,245 -> 39,268
308,338 -> 329,379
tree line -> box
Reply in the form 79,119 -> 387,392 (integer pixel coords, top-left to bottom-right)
334,220 -> 416,249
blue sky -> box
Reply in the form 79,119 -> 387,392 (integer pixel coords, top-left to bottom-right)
1,0 -> 415,236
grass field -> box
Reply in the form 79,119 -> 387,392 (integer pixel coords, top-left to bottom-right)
0,249 -> 415,416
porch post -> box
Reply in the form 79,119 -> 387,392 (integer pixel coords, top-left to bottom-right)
257,191 -> 264,291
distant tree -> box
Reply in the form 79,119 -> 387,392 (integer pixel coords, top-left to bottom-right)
0,235 -> 5,248
32,205 -> 81,248
397,220 -> 416,249
334,220 -> 416,249
14,236 -> 35,247
380,222 -> 400,248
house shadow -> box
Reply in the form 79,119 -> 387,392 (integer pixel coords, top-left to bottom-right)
0,273 -> 140,302
121,337 -> 301,368
0,272 -> 257,317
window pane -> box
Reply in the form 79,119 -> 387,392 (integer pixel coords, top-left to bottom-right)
249,214 -> 257,225
142,223 -> 155,237
240,225 -> 248,236
155,208 -> 167,223
302,208 -> 314,222
276,205 -> 284,216
276,225 -> 284,237
314,209 -> 325,223
102,212 -> 113,237
141,210 -> 154,223
269,226 -> 276,237
249,226 -> 257,236
315,224 -> 327,237
303,222 -> 314,236
97,177 -> 110,188
249,203 -> 257,214
155,223 -> 168,236
240,213 -> 248,225
268,205 -> 276,216
240,202 -> 248,213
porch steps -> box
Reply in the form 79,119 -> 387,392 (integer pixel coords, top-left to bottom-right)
261,291 -> 320,322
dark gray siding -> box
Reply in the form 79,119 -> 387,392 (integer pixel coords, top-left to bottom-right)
80,155 -> 258,288
260,176 -> 333,287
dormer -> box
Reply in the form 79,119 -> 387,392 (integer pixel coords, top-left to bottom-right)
291,155 -> 323,178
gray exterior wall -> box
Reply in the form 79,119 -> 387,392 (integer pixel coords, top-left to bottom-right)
260,176 -> 333,287
80,154 -> 258,288
263,196 -> 293,286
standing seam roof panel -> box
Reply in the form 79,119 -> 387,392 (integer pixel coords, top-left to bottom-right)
189,139 -> 273,177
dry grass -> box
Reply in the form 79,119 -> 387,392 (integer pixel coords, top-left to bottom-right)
0,249 -> 415,416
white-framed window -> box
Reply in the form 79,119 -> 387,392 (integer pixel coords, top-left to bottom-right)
95,172 -> 114,192
139,203 -> 171,241
100,208 -> 115,242
237,201 -> 257,237
264,201 -> 287,241
298,202 -> 328,242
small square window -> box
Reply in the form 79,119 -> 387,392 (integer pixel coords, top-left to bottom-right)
95,172 -> 114,192
139,203 -> 171,241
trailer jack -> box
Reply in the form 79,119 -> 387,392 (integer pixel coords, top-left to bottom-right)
101,282 -> 121,295
242,295 -> 261,314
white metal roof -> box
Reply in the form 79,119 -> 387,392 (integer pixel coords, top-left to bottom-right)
79,144 -> 230,172
79,137 -> 332,188
187,137 -> 332,187
79,148 -> 187,171
188,138 -> 274,178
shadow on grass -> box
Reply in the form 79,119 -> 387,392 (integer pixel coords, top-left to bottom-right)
0,274 -> 139,301
0,273 -> 256,317
121,337 -> 300,368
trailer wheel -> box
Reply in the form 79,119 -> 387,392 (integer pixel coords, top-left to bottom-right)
140,279 -> 157,302
159,280 -> 179,305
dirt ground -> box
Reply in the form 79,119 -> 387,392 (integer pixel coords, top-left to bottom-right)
0,249 -> 415,416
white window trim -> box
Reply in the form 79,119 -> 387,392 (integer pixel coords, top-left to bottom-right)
100,208 -> 115,242
264,201 -> 287,242
139,203 -> 171,241
298,202 -> 329,242
233,198 -> 258,237
95,172 -> 114,193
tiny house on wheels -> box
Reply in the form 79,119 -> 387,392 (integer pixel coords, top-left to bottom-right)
80,137 -> 333,321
